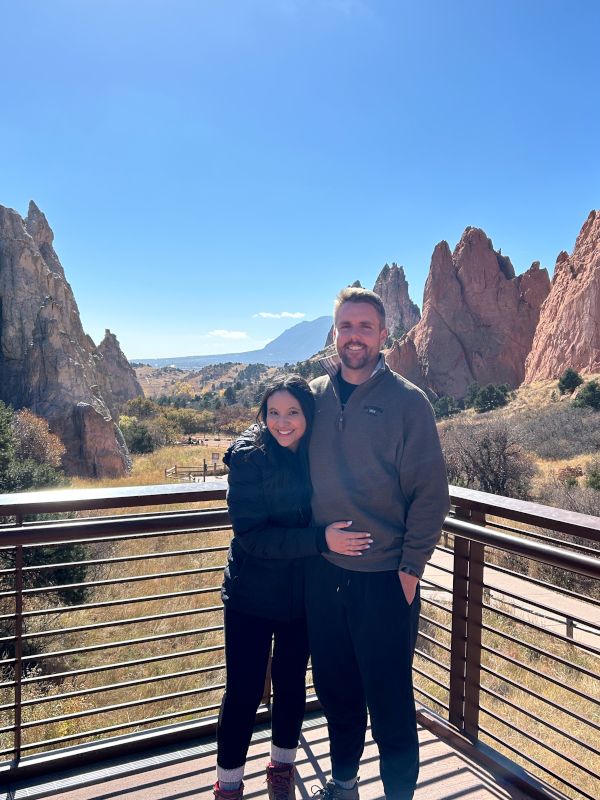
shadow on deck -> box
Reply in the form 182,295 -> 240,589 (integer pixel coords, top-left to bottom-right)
4,712 -> 535,800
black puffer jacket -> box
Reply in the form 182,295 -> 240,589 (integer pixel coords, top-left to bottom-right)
222,425 -> 328,621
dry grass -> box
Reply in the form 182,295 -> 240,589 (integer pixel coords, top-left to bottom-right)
6,527 -> 597,800
7,527 -> 232,757
415,597 -> 600,800
70,442 -> 234,489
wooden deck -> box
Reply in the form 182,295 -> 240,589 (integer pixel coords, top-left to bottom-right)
5,713 -> 536,800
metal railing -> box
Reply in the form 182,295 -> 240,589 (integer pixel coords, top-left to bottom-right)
0,483 -> 598,800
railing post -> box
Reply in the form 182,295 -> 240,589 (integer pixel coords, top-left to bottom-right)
14,541 -> 24,765
448,507 -> 485,742
464,537 -> 484,741
449,533 -> 469,730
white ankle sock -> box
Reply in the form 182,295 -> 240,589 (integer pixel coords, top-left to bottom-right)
217,764 -> 244,791
271,744 -> 297,765
333,777 -> 357,790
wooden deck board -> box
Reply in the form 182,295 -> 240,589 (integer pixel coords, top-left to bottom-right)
5,714 -> 535,800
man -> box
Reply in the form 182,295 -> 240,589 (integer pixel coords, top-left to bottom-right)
306,287 -> 449,800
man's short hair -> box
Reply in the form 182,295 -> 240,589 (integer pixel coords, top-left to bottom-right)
334,286 -> 386,329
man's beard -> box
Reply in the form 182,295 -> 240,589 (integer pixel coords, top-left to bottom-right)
339,344 -> 372,372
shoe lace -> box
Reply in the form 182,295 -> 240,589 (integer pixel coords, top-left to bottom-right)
310,783 -> 335,800
268,770 -> 293,800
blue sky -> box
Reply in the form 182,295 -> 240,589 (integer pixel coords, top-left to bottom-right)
1,0 -> 598,359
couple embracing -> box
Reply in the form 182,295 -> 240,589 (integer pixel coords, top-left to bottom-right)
214,286 -> 450,800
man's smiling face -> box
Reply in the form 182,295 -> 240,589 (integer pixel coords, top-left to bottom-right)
334,301 -> 387,384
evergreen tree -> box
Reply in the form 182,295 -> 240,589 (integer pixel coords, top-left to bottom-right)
558,368 -> 584,395
573,380 -> 600,410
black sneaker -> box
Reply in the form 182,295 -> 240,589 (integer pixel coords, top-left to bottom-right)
311,780 -> 359,800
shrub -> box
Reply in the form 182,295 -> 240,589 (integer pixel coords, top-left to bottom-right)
558,368 -> 584,395
510,404 -> 600,460
0,401 -> 14,476
121,397 -> 162,419
463,382 -> 480,408
163,407 -> 212,435
585,459 -> 600,491
557,465 -> 583,488
440,419 -> 536,499
1,459 -> 66,493
119,416 -> 156,453
433,395 -> 460,420
0,402 -> 67,493
573,380 -> 600,410
473,384 -> 511,413
12,409 -> 66,467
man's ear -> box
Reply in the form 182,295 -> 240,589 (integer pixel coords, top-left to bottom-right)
379,327 -> 388,348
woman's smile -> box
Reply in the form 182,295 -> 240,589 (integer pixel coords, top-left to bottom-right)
265,390 -> 307,451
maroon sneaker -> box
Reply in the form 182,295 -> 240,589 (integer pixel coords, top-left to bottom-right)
266,762 -> 296,800
213,781 -> 244,800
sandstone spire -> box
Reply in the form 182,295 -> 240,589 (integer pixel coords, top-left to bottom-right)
0,201 -> 139,477
386,227 -> 550,398
524,211 -> 600,381
96,329 -> 144,420
373,263 -> 420,338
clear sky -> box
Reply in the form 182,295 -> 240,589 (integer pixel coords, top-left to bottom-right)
1,0 -> 598,359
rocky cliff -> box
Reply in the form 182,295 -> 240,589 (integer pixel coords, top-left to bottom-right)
373,263 -> 420,337
0,201 -> 140,477
524,210 -> 600,381
96,329 -> 143,419
386,227 -> 550,398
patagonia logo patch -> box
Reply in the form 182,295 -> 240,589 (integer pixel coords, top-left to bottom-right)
363,405 -> 383,416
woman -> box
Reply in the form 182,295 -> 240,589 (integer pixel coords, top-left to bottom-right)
214,375 -> 371,800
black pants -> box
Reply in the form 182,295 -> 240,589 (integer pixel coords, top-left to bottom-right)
305,558 -> 420,799
217,606 -> 310,769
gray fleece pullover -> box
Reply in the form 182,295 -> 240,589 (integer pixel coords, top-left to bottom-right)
309,361 -> 450,577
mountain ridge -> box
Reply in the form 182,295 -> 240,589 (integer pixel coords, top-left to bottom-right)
137,316 -> 332,368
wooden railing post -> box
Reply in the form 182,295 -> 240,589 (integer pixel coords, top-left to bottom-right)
13,536 -> 24,765
464,536 -> 484,741
448,507 -> 485,741
449,532 -> 469,730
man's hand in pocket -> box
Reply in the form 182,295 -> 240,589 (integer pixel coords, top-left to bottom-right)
398,571 -> 419,605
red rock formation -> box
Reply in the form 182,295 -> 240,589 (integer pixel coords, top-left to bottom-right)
524,210 -> 600,381
0,201 -> 137,477
387,228 -> 550,398
373,263 -> 420,337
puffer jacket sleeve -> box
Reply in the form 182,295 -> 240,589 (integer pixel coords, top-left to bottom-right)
226,448 -> 328,558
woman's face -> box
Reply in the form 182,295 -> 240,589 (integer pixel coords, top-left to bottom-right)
265,390 -> 307,452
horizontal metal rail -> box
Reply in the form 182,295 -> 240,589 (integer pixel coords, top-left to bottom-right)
479,724 -> 596,800
480,641 -> 598,706
481,601 -> 600,658
0,481 -> 597,800
478,662 -> 599,733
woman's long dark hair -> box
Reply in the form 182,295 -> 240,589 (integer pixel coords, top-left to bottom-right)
256,374 -> 315,452
254,375 -> 315,504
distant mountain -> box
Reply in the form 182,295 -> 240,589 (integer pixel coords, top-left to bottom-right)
139,316 -> 332,369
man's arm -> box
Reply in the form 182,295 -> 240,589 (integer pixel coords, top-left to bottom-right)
396,391 -> 450,581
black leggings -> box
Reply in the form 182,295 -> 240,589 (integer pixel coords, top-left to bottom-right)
216,606 -> 310,769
